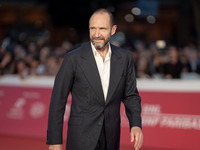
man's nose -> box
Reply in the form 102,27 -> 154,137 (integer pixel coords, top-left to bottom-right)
95,29 -> 100,37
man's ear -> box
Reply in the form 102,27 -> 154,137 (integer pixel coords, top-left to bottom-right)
111,25 -> 117,36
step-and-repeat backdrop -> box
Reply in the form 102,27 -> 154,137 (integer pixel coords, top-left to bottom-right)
0,75 -> 200,150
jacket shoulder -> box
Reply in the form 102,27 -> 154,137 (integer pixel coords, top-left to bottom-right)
64,42 -> 90,58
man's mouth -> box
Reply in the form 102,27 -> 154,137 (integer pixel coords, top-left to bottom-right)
94,39 -> 103,42
93,37 -> 104,40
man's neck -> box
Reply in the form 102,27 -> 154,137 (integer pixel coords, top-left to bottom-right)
97,48 -> 108,61
96,44 -> 109,62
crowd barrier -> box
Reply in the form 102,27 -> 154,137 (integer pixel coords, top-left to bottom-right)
0,75 -> 200,150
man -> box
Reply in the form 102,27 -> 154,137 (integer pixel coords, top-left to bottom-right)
47,8 -> 143,150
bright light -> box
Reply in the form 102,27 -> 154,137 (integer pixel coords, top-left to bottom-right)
147,15 -> 156,24
156,40 -> 166,49
131,7 -> 141,16
124,14 -> 134,23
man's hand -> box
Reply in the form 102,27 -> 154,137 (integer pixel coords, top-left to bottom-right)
130,126 -> 143,150
49,144 -> 62,150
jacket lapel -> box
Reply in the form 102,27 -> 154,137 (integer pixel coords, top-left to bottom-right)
77,42 -> 105,104
106,45 -> 124,104
77,42 -> 124,105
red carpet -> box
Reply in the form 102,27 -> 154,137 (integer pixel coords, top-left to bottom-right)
0,134 -> 171,150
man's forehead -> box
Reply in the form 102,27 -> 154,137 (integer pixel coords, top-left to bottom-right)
90,12 -> 110,21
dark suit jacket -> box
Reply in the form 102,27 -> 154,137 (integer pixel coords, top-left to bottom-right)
46,42 -> 142,150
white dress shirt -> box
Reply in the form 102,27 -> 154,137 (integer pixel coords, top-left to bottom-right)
91,42 -> 111,100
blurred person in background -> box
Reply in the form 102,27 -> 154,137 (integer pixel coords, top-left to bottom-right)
178,44 -> 200,79
7,44 -> 30,79
179,54 -> 191,73
36,45 -> 51,75
60,40 -> 74,54
39,46 -> 51,64
54,40 -> 74,68
164,46 -> 183,79
45,56 -> 59,76
187,48 -> 200,74
26,55 -> 40,76
0,45 -> 13,75
12,58 -> 29,79
131,41 -> 151,78
131,49 -> 139,72
46,8 -> 143,150
136,56 -> 151,78
27,42 -> 39,56
13,44 -> 27,60
149,44 -> 167,78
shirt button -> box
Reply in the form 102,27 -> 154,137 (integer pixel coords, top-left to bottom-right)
98,122 -> 102,126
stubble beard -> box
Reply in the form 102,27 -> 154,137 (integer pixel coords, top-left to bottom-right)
91,36 -> 110,51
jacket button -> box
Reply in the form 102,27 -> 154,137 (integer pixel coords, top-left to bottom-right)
98,122 -> 102,126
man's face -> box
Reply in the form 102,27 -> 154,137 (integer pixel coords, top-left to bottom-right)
89,12 -> 116,50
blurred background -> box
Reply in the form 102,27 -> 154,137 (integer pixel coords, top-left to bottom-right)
0,0 -> 200,79
0,0 -> 200,150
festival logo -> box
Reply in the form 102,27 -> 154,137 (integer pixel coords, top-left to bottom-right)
7,98 -> 26,120
142,104 -> 200,130
29,102 -> 46,119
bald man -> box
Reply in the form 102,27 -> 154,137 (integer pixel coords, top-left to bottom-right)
47,8 -> 143,150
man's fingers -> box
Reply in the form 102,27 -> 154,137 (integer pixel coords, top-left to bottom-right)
130,127 -> 143,150
139,133 -> 144,148
134,132 -> 139,149
134,132 -> 143,150
131,131 -> 134,142
49,144 -> 62,150
134,133 -> 138,147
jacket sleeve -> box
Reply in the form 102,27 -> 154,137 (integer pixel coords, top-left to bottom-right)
122,53 -> 142,129
46,53 -> 74,144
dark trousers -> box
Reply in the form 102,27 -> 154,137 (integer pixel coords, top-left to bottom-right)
95,122 -> 108,150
